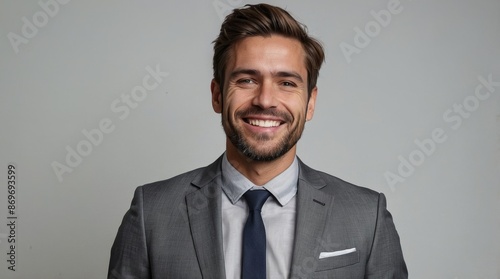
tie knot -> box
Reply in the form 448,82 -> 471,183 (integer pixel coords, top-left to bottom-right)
244,190 -> 271,211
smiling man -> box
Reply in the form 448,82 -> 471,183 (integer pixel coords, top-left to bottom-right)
109,4 -> 407,279
213,35 -> 315,183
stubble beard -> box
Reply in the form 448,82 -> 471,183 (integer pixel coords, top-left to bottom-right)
222,109 -> 305,162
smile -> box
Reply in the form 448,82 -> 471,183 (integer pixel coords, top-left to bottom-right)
246,119 -> 282,127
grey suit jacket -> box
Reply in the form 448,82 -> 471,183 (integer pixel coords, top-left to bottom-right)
108,156 -> 408,278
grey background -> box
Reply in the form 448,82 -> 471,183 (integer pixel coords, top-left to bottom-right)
1,0 -> 499,278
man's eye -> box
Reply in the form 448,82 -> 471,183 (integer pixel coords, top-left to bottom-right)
238,79 -> 254,84
282,81 -> 296,87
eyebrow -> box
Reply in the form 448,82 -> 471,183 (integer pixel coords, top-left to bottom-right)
229,68 -> 304,83
275,71 -> 304,83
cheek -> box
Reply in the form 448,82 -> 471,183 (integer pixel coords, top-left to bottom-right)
281,96 -> 309,117
224,90 -> 252,115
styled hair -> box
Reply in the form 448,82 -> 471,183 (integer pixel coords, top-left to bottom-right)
212,3 -> 325,96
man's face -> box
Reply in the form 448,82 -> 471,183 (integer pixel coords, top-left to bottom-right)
211,35 -> 317,161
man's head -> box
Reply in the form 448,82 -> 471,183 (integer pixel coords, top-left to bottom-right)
211,4 -> 325,162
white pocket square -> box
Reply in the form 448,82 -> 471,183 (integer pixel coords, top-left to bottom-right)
319,248 -> 356,259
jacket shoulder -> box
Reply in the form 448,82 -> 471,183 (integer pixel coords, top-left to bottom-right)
299,160 -> 381,203
137,156 -> 223,201
142,167 -> 204,192
320,170 -> 379,196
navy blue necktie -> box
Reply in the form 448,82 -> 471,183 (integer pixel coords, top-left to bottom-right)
242,190 -> 271,279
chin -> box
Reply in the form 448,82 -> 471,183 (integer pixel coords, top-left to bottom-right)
239,143 -> 292,162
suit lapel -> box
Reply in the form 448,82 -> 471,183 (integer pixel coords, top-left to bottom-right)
289,160 -> 335,278
186,156 -> 226,279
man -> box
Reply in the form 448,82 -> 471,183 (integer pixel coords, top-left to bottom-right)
109,3 -> 407,279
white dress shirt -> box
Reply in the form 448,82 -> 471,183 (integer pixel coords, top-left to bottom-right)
221,153 -> 298,278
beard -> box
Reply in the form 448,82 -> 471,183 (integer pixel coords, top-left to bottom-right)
222,107 -> 305,161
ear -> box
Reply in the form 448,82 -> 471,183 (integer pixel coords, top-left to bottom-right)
211,79 -> 222,114
306,86 -> 317,121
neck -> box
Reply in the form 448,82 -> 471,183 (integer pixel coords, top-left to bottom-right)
225,141 -> 296,186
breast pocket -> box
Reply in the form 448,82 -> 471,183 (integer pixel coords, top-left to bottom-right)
315,250 -> 360,272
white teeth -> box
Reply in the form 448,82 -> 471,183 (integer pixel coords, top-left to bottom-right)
248,119 -> 281,127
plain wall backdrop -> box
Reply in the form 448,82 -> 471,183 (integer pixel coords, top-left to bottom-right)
1,0 -> 499,278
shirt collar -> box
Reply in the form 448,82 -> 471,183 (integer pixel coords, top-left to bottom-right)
221,153 -> 298,206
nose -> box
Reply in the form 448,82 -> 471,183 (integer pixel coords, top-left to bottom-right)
252,80 -> 277,109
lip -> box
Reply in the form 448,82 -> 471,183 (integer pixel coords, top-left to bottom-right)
242,115 -> 286,133
243,121 -> 283,134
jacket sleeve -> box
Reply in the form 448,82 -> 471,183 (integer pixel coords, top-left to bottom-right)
365,193 -> 408,278
108,186 -> 151,279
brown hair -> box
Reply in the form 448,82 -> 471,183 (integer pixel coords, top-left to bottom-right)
212,3 -> 325,96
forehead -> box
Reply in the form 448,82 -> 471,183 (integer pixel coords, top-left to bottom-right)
227,35 -> 307,75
